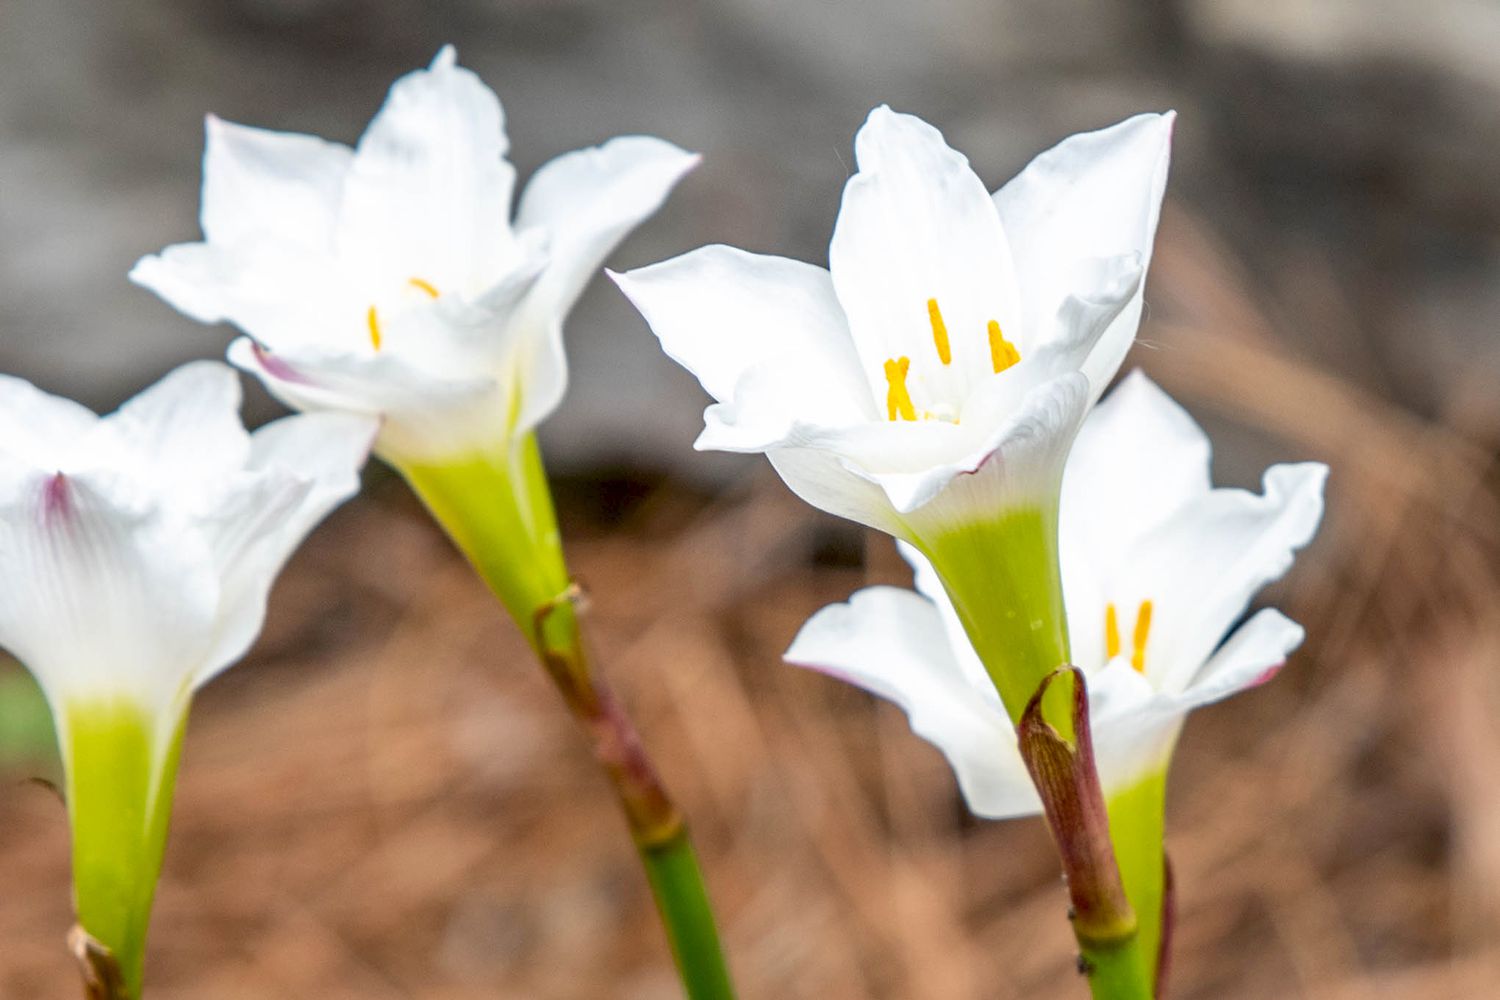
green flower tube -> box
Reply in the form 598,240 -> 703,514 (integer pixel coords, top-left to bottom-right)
62,699 -> 187,997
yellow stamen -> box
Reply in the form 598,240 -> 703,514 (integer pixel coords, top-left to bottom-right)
1131,600 -> 1154,674
988,320 -> 1020,373
926,298 -> 952,365
1104,603 -> 1121,660
408,277 -> 440,299
366,305 -> 382,351
884,356 -> 916,421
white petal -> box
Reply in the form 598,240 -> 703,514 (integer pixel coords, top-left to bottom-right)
0,374 -> 98,468
830,107 -> 1021,404
97,361 -> 251,492
516,136 -> 699,322
765,446 -> 904,537
1174,607 -> 1304,710
338,46 -> 517,292
227,337 -> 499,462
1036,253 -> 1145,364
613,245 -> 869,403
993,112 -> 1174,400
1126,462 -> 1328,694
952,254 -> 1142,435
505,136 -> 697,437
0,469 -> 220,711
785,587 -> 1039,819
764,371 -> 1084,540
1084,609 -> 1303,791
1060,371 -> 1212,653
613,245 -> 876,452
770,366 -> 1090,518
130,239 -> 347,352
883,373 -> 1087,521
1085,660 -> 1184,792
200,115 -> 352,250
194,412 -> 375,686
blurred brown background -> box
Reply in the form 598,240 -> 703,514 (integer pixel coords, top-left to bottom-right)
4,1 -> 1500,997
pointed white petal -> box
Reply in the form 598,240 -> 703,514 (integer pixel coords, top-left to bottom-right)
517,136 -> 699,322
694,354 -> 875,454
613,245 -> 875,451
200,115 -> 352,249
765,446 -> 904,537
613,245 -> 868,402
1174,607 -> 1303,710
1126,461 -> 1328,693
0,374 -> 98,468
339,46 -> 517,291
786,587 -> 1040,819
130,240 -> 345,353
1060,371 -> 1212,642
830,108 -> 1021,403
993,112 -> 1174,400
0,469 -> 220,711
194,412 -> 375,686
98,361 -> 251,492
189,470 -> 309,686
504,136 -> 696,437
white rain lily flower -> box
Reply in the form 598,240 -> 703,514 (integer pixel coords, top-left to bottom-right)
1,360 -> 372,719
616,107 -> 1173,716
785,372 -> 1328,818
0,361 -> 373,993
614,107 -> 1171,535
131,46 -> 699,465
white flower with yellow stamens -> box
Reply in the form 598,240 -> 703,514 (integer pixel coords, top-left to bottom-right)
131,45 -> 699,466
615,106 -> 1174,717
785,372 -> 1328,816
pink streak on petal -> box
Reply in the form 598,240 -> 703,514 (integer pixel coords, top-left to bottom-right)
251,342 -> 314,386
41,472 -> 71,526
1250,661 -> 1285,688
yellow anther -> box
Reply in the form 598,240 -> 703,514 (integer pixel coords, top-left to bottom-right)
884,356 -> 916,421
926,298 -> 952,365
988,320 -> 1020,373
1131,600 -> 1154,674
1104,603 -> 1122,660
408,277 -> 440,299
366,305 -> 383,351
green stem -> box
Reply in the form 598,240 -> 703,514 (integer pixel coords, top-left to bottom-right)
1107,769 -> 1170,991
1081,940 -> 1155,1000
642,830 -> 738,999
398,434 -> 736,1000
